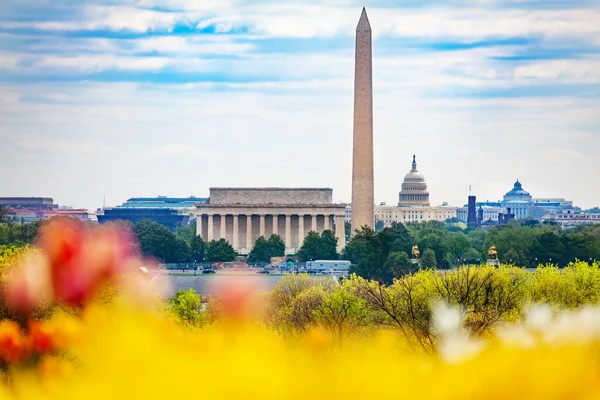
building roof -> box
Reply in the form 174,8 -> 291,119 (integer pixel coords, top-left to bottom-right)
505,180 -> 530,197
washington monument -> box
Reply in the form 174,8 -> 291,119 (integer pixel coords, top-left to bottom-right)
351,7 -> 374,233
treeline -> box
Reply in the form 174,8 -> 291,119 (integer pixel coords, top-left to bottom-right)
0,206 -> 39,246
133,219 -> 238,264
343,220 -> 600,283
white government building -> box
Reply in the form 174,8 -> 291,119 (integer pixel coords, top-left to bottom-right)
195,188 -> 346,255
375,156 -> 457,227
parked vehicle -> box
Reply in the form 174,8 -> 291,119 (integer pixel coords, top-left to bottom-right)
257,269 -> 271,274
202,268 -> 216,274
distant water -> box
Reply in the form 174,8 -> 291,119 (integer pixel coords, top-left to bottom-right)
158,275 -> 286,298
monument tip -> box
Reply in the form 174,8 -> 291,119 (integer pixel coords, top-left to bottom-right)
357,7 -> 370,29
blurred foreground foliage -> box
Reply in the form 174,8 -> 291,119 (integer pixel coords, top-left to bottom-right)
4,217 -> 600,398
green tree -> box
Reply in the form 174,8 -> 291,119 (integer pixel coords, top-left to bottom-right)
378,222 -> 412,259
297,231 -> 321,262
319,230 -> 339,260
0,206 -> 7,224
344,226 -> 387,283
134,219 -> 187,263
445,232 -> 470,265
297,230 -> 339,262
421,249 -> 437,268
174,225 -> 196,246
170,289 -> 205,328
383,251 -> 418,278
189,235 -> 206,263
206,239 -> 236,262
464,248 -> 482,264
312,286 -> 370,341
267,234 -> 285,258
375,220 -> 384,232
248,236 -> 271,264
172,237 -> 192,263
418,233 -> 447,268
536,231 -> 565,265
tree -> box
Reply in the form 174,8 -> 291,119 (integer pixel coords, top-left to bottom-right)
418,233 -> 447,268
172,237 -> 192,263
421,249 -> 437,268
536,231 -> 565,265
0,206 -> 7,224
170,289 -> 205,328
319,230 -> 339,260
375,220 -> 384,232
189,235 -> 206,263
267,234 -> 285,258
297,231 -> 339,262
174,225 -> 196,246
383,251 -> 418,278
312,286 -> 370,341
134,219 -> 184,263
378,222 -> 412,259
206,239 -> 236,262
248,236 -> 270,264
464,248 -> 482,264
344,227 -> 387,283
445,232 -> 470,265
297,231 -> 321,262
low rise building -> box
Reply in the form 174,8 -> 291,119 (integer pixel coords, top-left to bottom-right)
542,211 -> 600,228
196,188 -> 346,254
97,196 -> 206,229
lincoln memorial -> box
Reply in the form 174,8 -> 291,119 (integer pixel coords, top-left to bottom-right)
195,188 -> 347,254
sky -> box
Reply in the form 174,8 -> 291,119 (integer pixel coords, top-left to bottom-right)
1,0 -> 599,210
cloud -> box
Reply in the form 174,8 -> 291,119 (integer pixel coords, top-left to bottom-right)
0,0 -> 599,209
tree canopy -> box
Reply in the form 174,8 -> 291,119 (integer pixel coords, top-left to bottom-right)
248,234 -> 286,264
297,230 -> 339,262
206,239 -> 236,262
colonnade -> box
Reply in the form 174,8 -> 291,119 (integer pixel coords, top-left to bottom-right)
196,212 -> 346,253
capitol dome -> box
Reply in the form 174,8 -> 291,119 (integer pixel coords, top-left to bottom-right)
398,155 -> 430,207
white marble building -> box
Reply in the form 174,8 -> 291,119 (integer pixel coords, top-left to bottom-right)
375,156 -> 457,227
195,188 -> 346,255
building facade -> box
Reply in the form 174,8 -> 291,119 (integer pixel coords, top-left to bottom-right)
195,188 -> 346,255
97,196 -> 205,229
375,156 -> 457,227
501,180 -> 533,219
542,211 -> 600,228
398,155 -> 430,207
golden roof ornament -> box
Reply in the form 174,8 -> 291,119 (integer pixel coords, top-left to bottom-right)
488,245 -> 498,260
412,245 -> 420,259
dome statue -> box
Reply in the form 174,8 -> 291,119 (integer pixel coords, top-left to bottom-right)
398,155 -> 430,207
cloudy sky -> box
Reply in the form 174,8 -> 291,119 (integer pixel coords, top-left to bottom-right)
1,0 -> 599,210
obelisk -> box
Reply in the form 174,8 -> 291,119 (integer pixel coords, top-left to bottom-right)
351,7 -> 374,233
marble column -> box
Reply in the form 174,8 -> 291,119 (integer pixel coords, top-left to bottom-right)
220,215 -> 226,239
335,215 -> 346,252
324,214 -> 330,231
196,214 -> 203,241
233,214 -> 239,251
311,215 -> 317,232
298,214 -> 305,248
272,215 -> 279,236
259,214 -> 266,238
207,215 -> 214,241
285,215 -> 292,250
246,215 -> 253,250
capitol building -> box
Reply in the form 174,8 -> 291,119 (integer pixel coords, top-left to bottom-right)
375,156 -> 457,227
